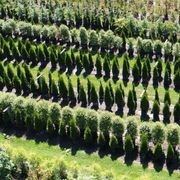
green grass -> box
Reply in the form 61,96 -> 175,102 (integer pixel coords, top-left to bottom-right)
0,133 -> 179,180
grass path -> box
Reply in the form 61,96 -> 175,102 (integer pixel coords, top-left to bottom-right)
0,133 -> 179,180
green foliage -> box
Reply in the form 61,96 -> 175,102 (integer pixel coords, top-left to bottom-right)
139,122 -> 151,141
166,143 -> 175,166
112,117 -> 124,138
86,110 -> 98,134
0,149 -> 14,179
140,134 -> 149,159
140,91 -> 149,117
70,119 -> 80,141
62,107 -> 73,126
152,100 -> 160,121
75,108 -> 86,131
51,160 -> 68,180
124,135 -> 134,158
99,112 -> 112,135
109,135 -> 119,152
163,102 -> 171,124
167,124 -> 179,147
153,144 -> 164,164
97,132 -> 106,148
127,90 -> 135,115
126,118 -> 138,141
151,122 -> 165,145
173,101 -> 180,124
84,127 -> 93,145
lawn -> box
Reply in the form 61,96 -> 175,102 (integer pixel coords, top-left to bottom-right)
0,133 -> 179,180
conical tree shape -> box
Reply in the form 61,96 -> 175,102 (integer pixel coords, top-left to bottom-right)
29,46 -> 37,65
65,53 -> 72,71
132,85 -> 137,110
112,57 -> 119,79
152,100 -> 160,121
99,81 -> 104,104
155,89 -> 160,104
103,56 -> 111,77
90,83 -> 98,108
164,68 -> 171,89
58,76 -> 68,100
40,76 -> 49,96
13,75 -> 21,95
51,79 -> 59,98
104,84 -> 113,110
115,86 -> 125,115
132,63 -> 140,84
95,54 -> 102,77
76,54 -> 83,71
164,90 -> 171,105
163,102 -> 171,124
82,54 -> 89,73
142,62 -> 150,85
50,50 -> 57,69
23,63 -> 33,82
140,91 -> 149,118
79,84 -> 87,107
7,64 -> 14,81
157,59 -> 162,82
122,56 -> 130,82
30,78 -> 38,94
68,78 -> 76,103
127,90 -> 135,115
77,77 -> 80,102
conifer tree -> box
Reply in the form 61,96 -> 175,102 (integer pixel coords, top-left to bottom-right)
58,76 -> 68,100
89,83 -> 98,107
142,62 -> 150,85
68,78 -> 76,104
29,46 -> 37,65
155,89 -> 160,104
50,50 -> 57,69
77,77 -> 80,102
164,68 -> 171,89
82,54 -> 89,73
115,86 -> 125,115
79,84 -> 87,107
122,56 -> 130,82
95,54 -> 102,77
7,64 -> 14,81
76,54 -> 83,71
103,56 -> 111,77
99,81 -> 104,104
152,100 -> 160,121
112,57 -> 119,79
65,53 -> 72,72
23,63 -> 33,82
127,90 -> 135,115
104,84 -> 113,110
140,91 -> 149,118
30,78 -> 38,94
51,79 -> 59,98
132,63 -> 140,84
157,59 -> 162,82
163,102 -> 171,124
41,76 -> 49,96
13,75 -> 21,95
164,91 -> 171,105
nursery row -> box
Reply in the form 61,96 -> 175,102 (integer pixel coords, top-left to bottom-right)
0,36 -> 179,92
0,19 -> 179,59
1,0 -> 179,42
0,92 -> 179,158
0,147 -> 112,179
0,61 -> 179,123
